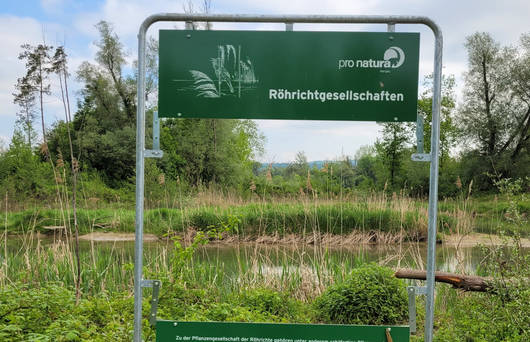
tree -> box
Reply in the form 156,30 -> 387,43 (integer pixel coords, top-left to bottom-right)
73,21 -> 137,184
458,32 -> 511,158
504,33 -> 530,160
159,118 -> 263,187
286,151 -> 309,177
353,145 -> 378,189
12,76 -> 37,146
417,74 -> 458,165
375,122 -> 411,188
457,32 -> 530,188
17,43 -> 53,155
94,21 -> 136,120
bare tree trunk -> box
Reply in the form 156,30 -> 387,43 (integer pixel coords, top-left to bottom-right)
395,268 -> 493,292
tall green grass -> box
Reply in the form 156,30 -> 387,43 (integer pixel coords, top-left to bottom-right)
0,202 -> 433,238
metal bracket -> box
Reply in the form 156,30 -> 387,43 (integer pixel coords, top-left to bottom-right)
153,111 -> 161,150
144,149 -> 164,158
285,22 -> 293,31
141,279 -> 162,326
144,111 -> 164,159
411,153 -> 431,162
407,286 -> 427,334
416,113 -> 424,153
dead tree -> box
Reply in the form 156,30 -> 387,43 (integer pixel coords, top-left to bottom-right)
394,269 -> 492,292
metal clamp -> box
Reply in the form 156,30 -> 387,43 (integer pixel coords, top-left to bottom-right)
141,279 -> 162,326
411,153 -> 431,162
145,111 -> 164,158
144,149 -> 164,158
408,286 -> 427,334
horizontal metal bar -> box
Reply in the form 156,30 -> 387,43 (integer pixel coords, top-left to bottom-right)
140,14 -> 441,37
141,279 -> 162,288
144,149 -> 164,158
411,153 -> 431,162
415,286 -> 427,295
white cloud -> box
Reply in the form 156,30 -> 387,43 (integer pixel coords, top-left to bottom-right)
41,0 -> 66,14
0,14 -> 86,141
0,15 -> 45,119
74,0 -> 184,40
3,0 -> 530,160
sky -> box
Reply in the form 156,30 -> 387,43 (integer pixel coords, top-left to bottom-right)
1,0 -> 529,162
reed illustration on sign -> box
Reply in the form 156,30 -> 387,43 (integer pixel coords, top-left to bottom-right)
185,44 -> 258,98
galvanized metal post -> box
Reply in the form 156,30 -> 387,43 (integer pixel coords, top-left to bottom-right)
134,18 -> 147,342
425,22 -> 443,342
135,14 -> 442,342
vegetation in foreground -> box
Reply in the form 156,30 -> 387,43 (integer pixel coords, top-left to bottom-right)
0,231 -> 528,342
1,9 -> 529,342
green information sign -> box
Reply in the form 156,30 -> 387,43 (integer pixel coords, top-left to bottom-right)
159,30 -> 419,121
156,321 -> 409,342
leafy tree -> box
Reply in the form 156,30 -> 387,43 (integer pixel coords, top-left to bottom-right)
12,76 -> 38,146
457,32 -> 530,189
458,32 -> 512,158
17,43 -> 54,155
417,74 -> 458,165
286,151 -> 309,177
159,118 -> 263,187
353,145 -> 378,189
375,122 -> 411,188
93,21 -> 136,120
0,130 -> 50,198
504,33 -> 530,160
72,21 -> 137,184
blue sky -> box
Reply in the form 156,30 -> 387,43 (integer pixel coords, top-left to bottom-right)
1,0 -> 529,162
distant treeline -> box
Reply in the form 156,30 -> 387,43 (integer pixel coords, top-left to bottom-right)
1,22 -> 529,205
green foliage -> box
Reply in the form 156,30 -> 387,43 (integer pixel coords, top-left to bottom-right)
313,264 -> 407,325
434,234 -> 530,341
375,122 -> 411,189
236,288 -> 307,322
0,284 -> 135,341
0,131 -> 53,200
159,118 -> 263,188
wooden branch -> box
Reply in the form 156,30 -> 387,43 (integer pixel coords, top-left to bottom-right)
394,269 -> 492,292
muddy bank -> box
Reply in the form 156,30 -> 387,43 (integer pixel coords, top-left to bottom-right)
442,233 -> 530,248
75,231 -> 530,247
79,232 -> 159,242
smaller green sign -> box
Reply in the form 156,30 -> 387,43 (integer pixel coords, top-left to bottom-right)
156,321 -> 409,342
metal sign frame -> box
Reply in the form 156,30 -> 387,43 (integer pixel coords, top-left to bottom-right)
135,13 -> 442,342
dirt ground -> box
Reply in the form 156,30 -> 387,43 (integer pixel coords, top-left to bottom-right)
442,233 -> 530,248
77,231 -> 529,246
79,232 -> 159,242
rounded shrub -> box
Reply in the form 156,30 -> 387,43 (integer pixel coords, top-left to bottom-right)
239,288 -> 298,318
313,264 -> 407,325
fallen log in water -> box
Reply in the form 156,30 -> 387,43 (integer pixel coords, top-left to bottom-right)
394,269 -> 492,292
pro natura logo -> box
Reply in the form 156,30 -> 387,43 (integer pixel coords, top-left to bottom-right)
338,46 -> 405,70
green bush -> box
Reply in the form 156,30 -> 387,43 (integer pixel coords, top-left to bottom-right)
237,288 -> 304,321
313,264 -> 407,325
